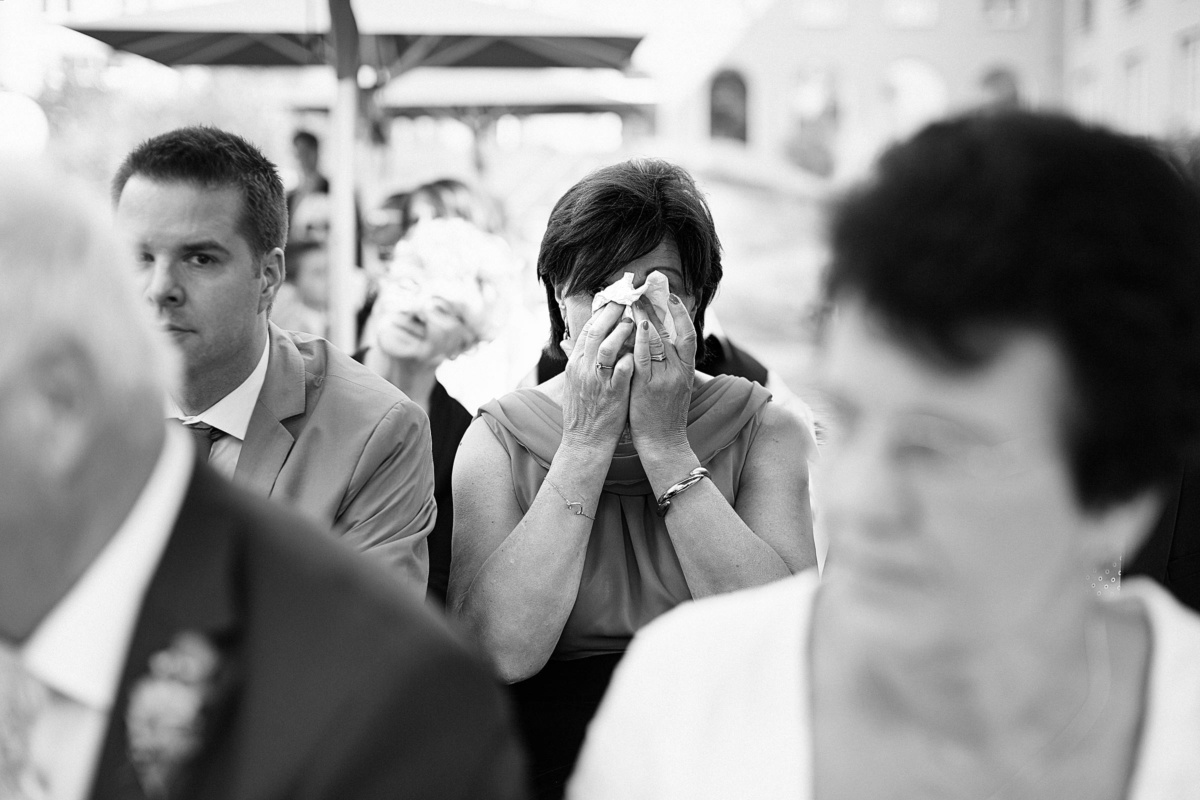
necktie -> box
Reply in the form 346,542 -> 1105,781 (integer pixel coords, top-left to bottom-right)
0,643 -> 49,800
182,421 -> 225,462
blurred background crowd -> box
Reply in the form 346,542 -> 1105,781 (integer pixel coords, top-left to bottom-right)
5,0 -> 1198,412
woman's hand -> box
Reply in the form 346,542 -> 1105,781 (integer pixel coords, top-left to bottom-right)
629,294 -> 698,460
561,301 -> 636,453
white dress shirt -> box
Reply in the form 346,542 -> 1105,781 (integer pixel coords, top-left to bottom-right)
166,340 -> 269,478
18,425 -> 193,800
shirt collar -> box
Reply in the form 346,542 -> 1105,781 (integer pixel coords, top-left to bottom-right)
166,339 -> 270,440
21,425 -> 194,711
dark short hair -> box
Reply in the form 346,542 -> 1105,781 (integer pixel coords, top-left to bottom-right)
293,129 -> 320,151
537,158 -> 723,361
825,110 -> 1200,509
112,126 -> 288,257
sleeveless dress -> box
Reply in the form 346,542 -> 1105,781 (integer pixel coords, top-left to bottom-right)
477,375 -> 773,799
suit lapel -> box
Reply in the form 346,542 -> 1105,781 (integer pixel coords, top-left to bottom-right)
235,324 -> 307,498
89,463 -> 244,800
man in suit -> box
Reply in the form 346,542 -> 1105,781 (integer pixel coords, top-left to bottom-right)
0,160 -> 526,799
112,126 -> 435,596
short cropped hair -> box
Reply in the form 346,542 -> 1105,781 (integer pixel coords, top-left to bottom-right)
537,159 -> 723,361
293,129 -> 320,151
1,160 -> 177,406
824,110 -> 1200,510
112,126 -> 288,257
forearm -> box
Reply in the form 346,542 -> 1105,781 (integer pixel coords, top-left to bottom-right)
643,448 -> 795,598
458,445 -> 611,682
663,482 -> 794,597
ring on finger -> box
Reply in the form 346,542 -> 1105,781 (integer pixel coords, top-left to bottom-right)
595,362 -> 615,374
649,352 -> 667,362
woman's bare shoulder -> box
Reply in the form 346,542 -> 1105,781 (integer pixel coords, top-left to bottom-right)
533,372 -> 567,404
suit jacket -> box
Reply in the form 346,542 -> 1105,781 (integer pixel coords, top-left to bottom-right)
425,381 -> 472,606
89,460 -> 527,800
236,324 -> 436,593
352,344 -> 471,606
1127,462 -> 1200,613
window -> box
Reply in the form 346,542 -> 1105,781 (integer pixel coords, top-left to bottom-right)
1122,53 -> 1150,132
1079,0 -> 1094,33
979,66 -> 1022,109
983,0 -> 1030,28
710,70 -> 749,143
793,0 -> 849,27
884,0 -> 940,28
784,67 -> 840,176
1182,33 -> 1200,129
1071,70 -> 1103,123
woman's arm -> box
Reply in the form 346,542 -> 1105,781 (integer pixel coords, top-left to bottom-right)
448,303 -> 634,683
448,421 -> 611,682
640,404 -> 817,598
628,299 -> 817,598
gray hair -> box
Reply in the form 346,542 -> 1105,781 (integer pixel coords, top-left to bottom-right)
0,160 -> 178,404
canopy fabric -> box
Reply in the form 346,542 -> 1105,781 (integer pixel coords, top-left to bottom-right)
66,0 -> 643,71
288,67 -> 657,116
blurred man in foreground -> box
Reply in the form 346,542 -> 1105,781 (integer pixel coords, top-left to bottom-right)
112,126 -> 435,595
0,160 -> 527,799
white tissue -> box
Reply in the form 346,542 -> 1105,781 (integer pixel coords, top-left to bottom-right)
590,271 -> 677,343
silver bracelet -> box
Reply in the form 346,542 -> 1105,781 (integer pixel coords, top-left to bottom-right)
656,467 -> 711,518
544,477 -> 595,521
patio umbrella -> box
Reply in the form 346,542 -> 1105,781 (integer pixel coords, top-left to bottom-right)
65,0 -> 644,348
66,0 -> 642,73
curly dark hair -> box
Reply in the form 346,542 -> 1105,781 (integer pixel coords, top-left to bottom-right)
824,110 -> 1200,510
537,158 -> 723,361
112,126 -> 288,258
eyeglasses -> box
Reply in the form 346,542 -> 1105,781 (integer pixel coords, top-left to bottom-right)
816,398 -> 1049,483
378,277 -> 469,328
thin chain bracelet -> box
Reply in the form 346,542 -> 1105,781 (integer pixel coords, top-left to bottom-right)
543,477 -> 595,521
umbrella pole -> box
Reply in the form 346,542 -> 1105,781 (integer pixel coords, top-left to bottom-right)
328,75 -> 357,352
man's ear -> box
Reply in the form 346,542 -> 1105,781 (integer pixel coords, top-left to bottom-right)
258,247 -> 285,314
1083,488 -> 1166,567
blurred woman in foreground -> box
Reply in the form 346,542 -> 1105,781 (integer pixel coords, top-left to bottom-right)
361,217 -> 516,603
449,158 -> 817,797
570,112 -> 1200,799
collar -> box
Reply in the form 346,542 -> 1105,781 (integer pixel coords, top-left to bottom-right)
20,425 -> 194,711
166,340 -> 270,440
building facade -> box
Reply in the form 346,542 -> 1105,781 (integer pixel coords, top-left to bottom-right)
655,0 -> 1067,180
1064,0 -> 1200,136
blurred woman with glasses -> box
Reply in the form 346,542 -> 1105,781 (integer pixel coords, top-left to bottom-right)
361,217 -> 518,604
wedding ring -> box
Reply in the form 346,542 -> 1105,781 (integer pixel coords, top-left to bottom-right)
595,362 -> 614,373
650,352 -> 667,362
